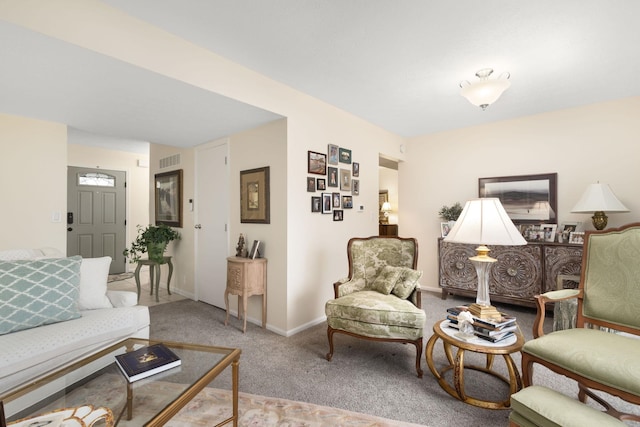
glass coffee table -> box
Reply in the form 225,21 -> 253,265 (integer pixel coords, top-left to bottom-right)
0,338 -> 241,426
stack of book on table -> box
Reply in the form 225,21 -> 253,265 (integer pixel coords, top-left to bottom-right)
446,304 -> 517,343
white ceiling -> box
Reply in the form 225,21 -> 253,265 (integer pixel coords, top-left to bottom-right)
2,1 -> 640,152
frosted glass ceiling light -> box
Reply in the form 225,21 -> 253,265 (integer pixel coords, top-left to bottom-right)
460,68 -> 511,110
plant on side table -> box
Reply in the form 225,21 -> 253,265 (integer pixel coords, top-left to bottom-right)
123,224 -> 180,263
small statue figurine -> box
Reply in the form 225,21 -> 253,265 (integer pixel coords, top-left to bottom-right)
235,233 -> 245,257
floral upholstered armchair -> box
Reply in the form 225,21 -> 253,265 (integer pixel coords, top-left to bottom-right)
325,236 -> 426,377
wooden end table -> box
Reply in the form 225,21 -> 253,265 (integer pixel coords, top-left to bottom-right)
225,257 -> 267,333
425,319 -> 524,409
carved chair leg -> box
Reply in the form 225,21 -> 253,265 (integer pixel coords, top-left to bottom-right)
521,353 -> 534,387
326,325 -> 335,361
414,338 -> 423,378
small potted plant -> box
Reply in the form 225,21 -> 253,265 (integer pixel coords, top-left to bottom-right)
123,224 -> 180,263
438,202 -> 463,222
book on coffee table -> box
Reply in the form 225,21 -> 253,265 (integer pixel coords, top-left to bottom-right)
115,343 -> 181,382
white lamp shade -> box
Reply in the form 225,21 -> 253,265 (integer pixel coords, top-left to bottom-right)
460,78 -> 510,108
444,198 -> 526,246
381,202 -> 391,212
571,183 -> 629,213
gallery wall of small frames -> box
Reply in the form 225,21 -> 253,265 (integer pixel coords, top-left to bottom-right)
307,144 -> 359,221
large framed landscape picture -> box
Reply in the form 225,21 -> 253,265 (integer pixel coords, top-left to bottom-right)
479,173 -> 557,223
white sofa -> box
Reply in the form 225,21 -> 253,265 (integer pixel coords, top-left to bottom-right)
0,248 -> 150,416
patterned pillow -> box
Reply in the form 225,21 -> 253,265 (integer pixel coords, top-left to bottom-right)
392,268 -> 423,299
0,256 -> 82,335
370,265 -> 403,295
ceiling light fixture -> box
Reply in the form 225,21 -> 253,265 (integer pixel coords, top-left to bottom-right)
460,68 -> 511,110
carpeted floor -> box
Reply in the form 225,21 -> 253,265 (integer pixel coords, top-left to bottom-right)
149,292 -> 640,426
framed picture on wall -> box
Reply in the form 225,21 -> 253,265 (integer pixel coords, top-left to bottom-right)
327,167 -> 338,187
333,209 -> 344,221
332,192 -> 341,208
321,192 -> 332,214
308,151 -> 327,175
339,148 -> 352,164
307,177 -> 316,192
339,169 -> 351,191
352,179 -> 359,195
311,196 -> 321,212
316,178 -> 326,191
328,144 -> 339,165
479,173 -> 557,223
155,169 -> 183,228
240,166 -> 270,224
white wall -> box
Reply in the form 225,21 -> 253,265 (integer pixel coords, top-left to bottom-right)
401,97 -> 640,292
229,119 -> 287,332
0,114 -> 67,251
67,143 -> 150,265
2,1 -> 407,335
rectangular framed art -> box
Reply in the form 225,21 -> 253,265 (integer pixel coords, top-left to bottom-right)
155,169 -> 183,228
311,196 -> 321,212
321,192 -> 332,214
240,166 -> 270,224
328,144 -> 339,165
479,173 -> 557,223
339,168 -> 351,191
308,151 -> 327,175
339,148 -> 352,164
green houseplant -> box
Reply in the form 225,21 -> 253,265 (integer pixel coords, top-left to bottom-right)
438,202 -> 463,222
123,224 -> 180,263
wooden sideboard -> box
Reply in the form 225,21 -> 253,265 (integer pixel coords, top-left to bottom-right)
438,239 -> 583,308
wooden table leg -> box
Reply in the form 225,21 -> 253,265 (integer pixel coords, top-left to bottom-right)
232,358 -> 239,427
224,289 -> 230,326
242,294 -> 248,333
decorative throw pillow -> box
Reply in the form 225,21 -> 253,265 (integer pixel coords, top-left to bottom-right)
392,268 -> 423,299
0,256 -> 82,335
78,256 -> 113,310
370,265 -> 403,295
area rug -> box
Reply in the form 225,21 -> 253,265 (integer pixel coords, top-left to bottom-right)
38,370 -> 427,427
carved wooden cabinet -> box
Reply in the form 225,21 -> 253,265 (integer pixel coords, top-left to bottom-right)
439,239 -> 583,308
225,256 -> 267,333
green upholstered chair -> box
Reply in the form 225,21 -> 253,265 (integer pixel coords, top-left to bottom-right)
325,236 -> 426,377
521,223 -> 640,422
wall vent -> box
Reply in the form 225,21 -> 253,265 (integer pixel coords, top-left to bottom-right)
159,154 -> 181,169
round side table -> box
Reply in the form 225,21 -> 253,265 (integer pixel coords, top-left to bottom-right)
425,319 -> 524,409
134,256 -> 173,303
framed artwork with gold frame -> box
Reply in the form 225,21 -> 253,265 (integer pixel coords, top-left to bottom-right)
240,166 -> 270,224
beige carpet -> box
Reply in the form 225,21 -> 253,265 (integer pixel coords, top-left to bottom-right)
38,370 -> 427,427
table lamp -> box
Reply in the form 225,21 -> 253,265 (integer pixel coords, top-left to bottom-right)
380,202 -> 391,224
444,198 -> 526,319
571,183 -> 629,230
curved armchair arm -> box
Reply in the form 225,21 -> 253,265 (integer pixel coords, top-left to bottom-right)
333,277 -> 366,298
532,289 -> 582,338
